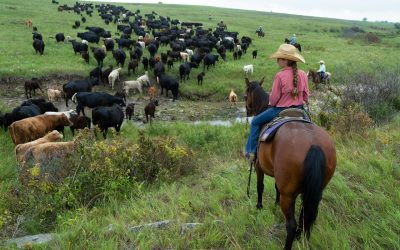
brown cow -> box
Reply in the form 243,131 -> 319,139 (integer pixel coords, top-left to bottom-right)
15,130 -> 63,165
9,114 -> 72,145
24,141 -> 75,164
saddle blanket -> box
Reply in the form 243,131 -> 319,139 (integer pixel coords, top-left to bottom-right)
259,117 -> 311,142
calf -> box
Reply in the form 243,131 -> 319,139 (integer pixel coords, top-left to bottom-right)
69,115 -> 91,135
108,67 -> 122,90
89,66 -> 102,79
72,92 -> 125,116
148,86 -> 157,100
114,90 -> 127,103
128,59 -> 139,76
9,114 -> 72,145
15,130 -> 63,165
33,39 -> 45,55
25,78 -> 43,99
137,71 -> 150,87
229,89 -> 238,107
92,104 -> 124,138
179,62 -> 198,82
154,61 -> 165,77
167,59 -> 174,70
252,50 -> 258,59
125,103 -> 135,120
104,38 -> 115,51
144,99 -> 159,123
197,72 -> 205,85
55,33 -> 65,42
47,89 -> 62,102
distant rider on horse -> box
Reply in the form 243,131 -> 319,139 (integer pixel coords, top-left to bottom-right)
317,60 -> 326,82
257,26 -> 264,32
289,34 -> 297,45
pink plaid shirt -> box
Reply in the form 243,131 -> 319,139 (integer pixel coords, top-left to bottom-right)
269,67 -> 309,107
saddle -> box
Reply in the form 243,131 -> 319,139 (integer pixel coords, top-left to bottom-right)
259,108 -> 311,142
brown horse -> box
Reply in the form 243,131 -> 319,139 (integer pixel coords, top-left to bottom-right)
307,69 -> 331,89
244,78 -> 336,250
284,38 -> 302,52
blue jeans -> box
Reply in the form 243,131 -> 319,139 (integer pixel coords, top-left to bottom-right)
319,72 -> 325,81
245,105 -> 303,154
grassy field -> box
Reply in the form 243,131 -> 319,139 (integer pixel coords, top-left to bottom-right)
1,0 -> 400,100
0,0 -> 400,249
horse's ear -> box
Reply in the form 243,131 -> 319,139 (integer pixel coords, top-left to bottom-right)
245,78 -> 250,86
259,77 -> 265,86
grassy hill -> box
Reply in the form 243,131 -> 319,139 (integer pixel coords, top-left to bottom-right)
1,0 -> 400,100
0,0 -> 399,249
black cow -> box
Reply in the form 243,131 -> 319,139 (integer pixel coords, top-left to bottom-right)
112,49 -> 126,67
157,74 -> 179,101
63,78 -> 99,107
32,32 -> 42,40
191,53 -> 203,65
89,66 -> 102,79
70,40 -> 88,54
92,104 -> 124,138
142,57 -> 149,71
149,57 -> 156,69
77,32 -> 100,43
116,38 -> 134,49
104,38 -> 115,51
55,33 -> 65,42
101,66 -> 113,85
147,43 -> 157,57
73,92 -> 126,116
203,54 -> 219,70
33,39 -> 45,55
179,62 -> 198,82
91,47 -> 106,66
154,61 -> 164,77
128,59 -> 139,76
81,51 -> 89,63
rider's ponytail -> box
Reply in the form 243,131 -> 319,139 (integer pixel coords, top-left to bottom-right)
288,61 -> 298,98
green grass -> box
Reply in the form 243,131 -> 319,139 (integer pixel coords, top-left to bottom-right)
1,0 -> 400,249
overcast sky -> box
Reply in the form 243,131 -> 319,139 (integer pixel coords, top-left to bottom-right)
88,0 -> 400,22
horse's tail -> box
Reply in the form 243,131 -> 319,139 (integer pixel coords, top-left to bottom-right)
302,145 -> 326,239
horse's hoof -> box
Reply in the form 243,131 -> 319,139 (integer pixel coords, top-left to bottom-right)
256,203 -> 263,209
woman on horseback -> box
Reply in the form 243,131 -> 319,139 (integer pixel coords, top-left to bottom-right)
245,44 -> 309,162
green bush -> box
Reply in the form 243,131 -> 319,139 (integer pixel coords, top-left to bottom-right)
1,129 -> 196,235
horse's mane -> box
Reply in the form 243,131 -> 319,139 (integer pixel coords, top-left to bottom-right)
249,82 -> 269,115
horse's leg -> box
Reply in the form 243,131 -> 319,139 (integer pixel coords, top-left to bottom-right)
296,207 -> 304,239
255,164 -> 264,209
274,183 -> 280,205
280,195 -> 297,250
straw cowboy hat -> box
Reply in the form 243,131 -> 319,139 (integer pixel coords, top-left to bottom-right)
269,44 -> 305,63
319,60 -> 325,64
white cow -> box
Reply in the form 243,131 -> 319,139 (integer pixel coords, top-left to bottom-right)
243,64 -> 254,75
44,110 -> 77,118
108,68 -> 122,90
123,80 -> 143,94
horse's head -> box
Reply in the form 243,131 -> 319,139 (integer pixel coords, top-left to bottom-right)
244,77 -> 268,116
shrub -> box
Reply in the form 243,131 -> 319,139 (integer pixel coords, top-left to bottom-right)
342,69 -> 400,122
1,129 -> 196,235
394,23 -> 400,29
342,26 -> 365,38
365,32 -> 381,43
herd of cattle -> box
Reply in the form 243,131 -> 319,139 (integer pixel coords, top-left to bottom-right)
1,1 -> 263,169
